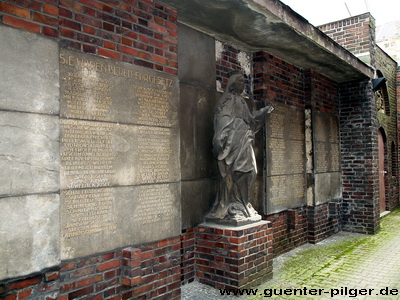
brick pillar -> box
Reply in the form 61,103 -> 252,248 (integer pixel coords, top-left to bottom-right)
397,67 -> 400,205
339,80 -> 380,234
121,247 -> 142,287
196,221 -> 273,290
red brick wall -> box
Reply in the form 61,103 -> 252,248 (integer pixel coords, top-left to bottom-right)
253,51 -> 305,109
0,0 -> 178,75
216,42 -> 247,90
180,228 -> 196,285
0,270 -> 60,300
0,0 -> 59,38
1,236 -> 182,299
264,207 -> 308,256
318,13 -> 375,65
304,69 -> 339,113
308,201 -> 342,244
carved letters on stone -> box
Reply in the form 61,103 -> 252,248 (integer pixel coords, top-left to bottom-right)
265,104 -> 306,214
59,48 -> 180,259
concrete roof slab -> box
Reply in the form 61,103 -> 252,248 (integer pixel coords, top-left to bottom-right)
159,0 -> 373,82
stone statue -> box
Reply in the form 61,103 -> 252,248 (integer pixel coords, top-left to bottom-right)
206,72 -> 274,225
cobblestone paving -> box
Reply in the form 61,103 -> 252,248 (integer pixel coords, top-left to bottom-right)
182,209 -> 400,300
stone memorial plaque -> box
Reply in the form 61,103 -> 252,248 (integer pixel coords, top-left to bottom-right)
315,142 -> 340,173
60,120 -> 179,189
61,183 -> 180,259
314,112 -> 340,173
313,112 -> 341,203
60,48 -> 178,127
266,174 -> 305,212
268,138 -> 305,175
59,49 -> 180,259
265,103 -> 306,214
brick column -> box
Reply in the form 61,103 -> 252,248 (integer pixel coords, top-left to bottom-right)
339,80 -> 380,234
196,221 -> 273,290
397,67 -> 400,203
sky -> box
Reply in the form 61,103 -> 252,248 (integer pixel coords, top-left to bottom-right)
280,0 -> 400,26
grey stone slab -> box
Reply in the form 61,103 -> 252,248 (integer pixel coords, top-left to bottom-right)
266,174 -> 306,214
314,111 -> 340,173
0,25 -> 59,114
181,179 -> 216,229
266,103 -> 305,176
60,48 -> 178,127
265,103 -> 306,214
59,48 -> 181,259
61,183 -> 180,259
200,220 -> 269,231
178,24 -> 216,89
315,172 -> 342,205
60,120 -> 179,189
180,84 -> 218,180
315,142 -> 341,173
0,194 -> 60,280
0,111 -> 59,196
266,103 -> 305,141
314,111 -> 339,143
266,138 -> 305,176
251,175 -> 264,213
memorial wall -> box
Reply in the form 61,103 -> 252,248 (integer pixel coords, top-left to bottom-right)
59,48 -> 181,259
313,111 -> 342,204
265,103 -> 307,214
265,104 -> 341,213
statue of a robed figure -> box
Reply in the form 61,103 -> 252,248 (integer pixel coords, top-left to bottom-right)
206,72 -> 274,225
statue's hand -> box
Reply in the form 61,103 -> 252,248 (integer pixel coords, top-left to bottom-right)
261,104 -> 274,114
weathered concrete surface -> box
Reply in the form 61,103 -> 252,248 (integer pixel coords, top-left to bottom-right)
0,194 -> 60,281
180,84 -> 217,181
159,0 -> 373,82
0,25 -> 59,114
0,111 -> 60,196
181,180 -> 216,229
178,24 -> 219,228
315,172 -> 342,205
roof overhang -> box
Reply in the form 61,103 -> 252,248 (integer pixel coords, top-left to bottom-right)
158,0 -> 374,83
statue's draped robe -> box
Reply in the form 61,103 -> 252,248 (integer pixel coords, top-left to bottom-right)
206,91 -> 267,221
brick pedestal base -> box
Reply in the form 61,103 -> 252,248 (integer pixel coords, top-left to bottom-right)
196,221 -> 273,290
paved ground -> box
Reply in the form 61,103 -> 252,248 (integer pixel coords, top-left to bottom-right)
182,209 -> 400,299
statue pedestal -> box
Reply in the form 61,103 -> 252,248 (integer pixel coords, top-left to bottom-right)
205,214 -> 261,226
196,220 -> 273,290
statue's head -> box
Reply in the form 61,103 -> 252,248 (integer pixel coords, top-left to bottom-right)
226,71 -> 245,95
